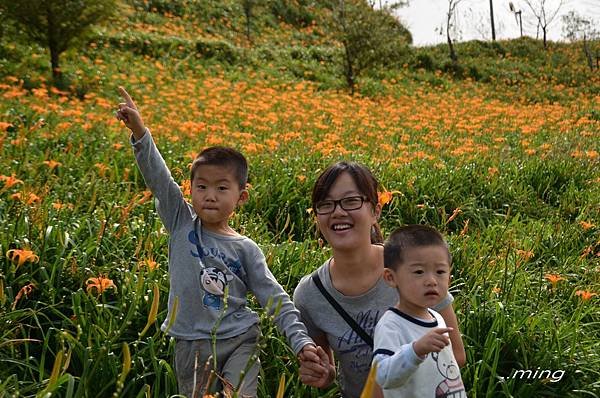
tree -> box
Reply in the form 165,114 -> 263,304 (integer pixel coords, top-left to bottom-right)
0,0 -> 115,83
562,11 -> 599,71
241,0 -> 260,44
489,0 -> 496,41
331,0 -> 411,94
522,0 -> 564,48
443,0 -> 464,63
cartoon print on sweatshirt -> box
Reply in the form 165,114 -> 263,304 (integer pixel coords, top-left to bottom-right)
200,267 -> 233,309
432,351 -> 466,398
188,229 -> 242,310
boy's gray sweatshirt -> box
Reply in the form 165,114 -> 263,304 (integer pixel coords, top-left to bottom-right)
132,131 -> 312,354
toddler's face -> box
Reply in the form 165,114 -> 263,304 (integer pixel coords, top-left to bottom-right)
191,165 -> 247,233
384,244 -> 450,317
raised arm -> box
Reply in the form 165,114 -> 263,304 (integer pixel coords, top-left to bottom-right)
116,87 -> 146,141
115,87 -> 190,233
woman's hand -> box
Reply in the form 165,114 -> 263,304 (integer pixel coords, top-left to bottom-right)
298,345 -> 336,388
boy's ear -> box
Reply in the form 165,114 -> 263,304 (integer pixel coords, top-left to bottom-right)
382,268 -> 397,287
237,189 -> 249,205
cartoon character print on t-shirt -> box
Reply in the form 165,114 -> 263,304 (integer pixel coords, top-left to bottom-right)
200,267 -> 233,309
189,230 -> 243,310
432,351 -> 466,398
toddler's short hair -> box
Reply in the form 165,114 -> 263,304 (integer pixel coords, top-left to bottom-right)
384,224 -> 451,270
190,146 -> 248,190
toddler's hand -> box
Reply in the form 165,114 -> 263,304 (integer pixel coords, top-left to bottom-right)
298,344 -> 334,388
116,87 -> 146,140
413,327 -> 452,358
299,343 -> 320,364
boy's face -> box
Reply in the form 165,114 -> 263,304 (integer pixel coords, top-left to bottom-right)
383,244 -> 450,318
191,165 -> 248,234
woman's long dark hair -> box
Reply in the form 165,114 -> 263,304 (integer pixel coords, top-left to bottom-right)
312,161 -> 383,244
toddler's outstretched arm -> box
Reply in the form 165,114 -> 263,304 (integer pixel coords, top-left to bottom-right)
412,327 -> 452,358
374,327 -> 452,389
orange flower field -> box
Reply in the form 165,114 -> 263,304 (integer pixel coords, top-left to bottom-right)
0,4 -> 599,396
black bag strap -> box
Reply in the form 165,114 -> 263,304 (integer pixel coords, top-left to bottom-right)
311,272 -> 374,348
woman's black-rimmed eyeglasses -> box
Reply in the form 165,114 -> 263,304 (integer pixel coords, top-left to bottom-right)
314,196 -> 367,215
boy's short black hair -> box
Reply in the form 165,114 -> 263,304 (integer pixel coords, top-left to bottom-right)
190,146 -> 248,190
384,224 -> 451,270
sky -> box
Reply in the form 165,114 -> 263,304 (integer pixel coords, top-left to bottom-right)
393,0 -> 600,46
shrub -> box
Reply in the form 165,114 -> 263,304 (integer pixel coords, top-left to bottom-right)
195,38 -> 240,64
103,32 -> 192,58
270,0 -> 315,27
413,53 -> 436,71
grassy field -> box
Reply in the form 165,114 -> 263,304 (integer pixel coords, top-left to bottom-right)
1,1 -> 599,397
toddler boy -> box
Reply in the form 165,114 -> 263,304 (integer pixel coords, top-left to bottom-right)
372,224 -> 466,397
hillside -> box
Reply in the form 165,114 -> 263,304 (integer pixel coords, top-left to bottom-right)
1,0 -> 598,97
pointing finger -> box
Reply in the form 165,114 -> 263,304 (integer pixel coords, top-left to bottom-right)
118,86 -> 136,109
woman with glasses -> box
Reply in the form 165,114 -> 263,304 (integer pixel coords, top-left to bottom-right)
293,161 -> 465,398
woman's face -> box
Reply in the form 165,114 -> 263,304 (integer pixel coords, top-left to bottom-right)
315,172 -> 380,252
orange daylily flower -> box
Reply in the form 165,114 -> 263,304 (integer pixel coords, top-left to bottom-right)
575,290 -> 597,301
43,160 -> 62,170
378,190 -> 400,207
378,191 -> 393,207
11,192 -> 41,205
516,249 -> 534,260
6,249 -> 39,267
141,258 -> 158,271
460,219 -> 470,236
86,275 -> 117,295
581,246 -> 593,258
0,121 -> 12,131
12,283 -> 36,310
446,207 -> 462,224
0,174 -> 23,189
180,180 -> 191,197
544,273 -> 565,289
95,163 -> 109,177
137,190 -> 153,205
